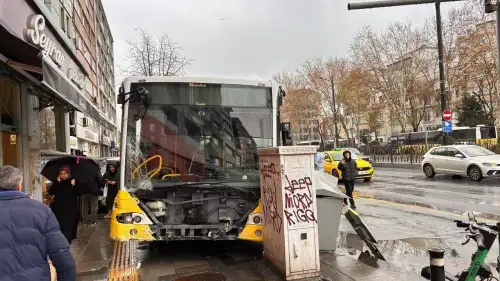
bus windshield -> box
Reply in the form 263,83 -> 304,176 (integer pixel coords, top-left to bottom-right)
124,81 -> 273,189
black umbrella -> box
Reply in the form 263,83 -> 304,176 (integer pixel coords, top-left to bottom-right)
41,155 -> 101,183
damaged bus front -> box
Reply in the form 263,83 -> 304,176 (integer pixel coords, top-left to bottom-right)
114,77 -> 285,241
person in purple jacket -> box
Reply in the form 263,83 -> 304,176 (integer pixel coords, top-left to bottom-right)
0,165 -> 76,281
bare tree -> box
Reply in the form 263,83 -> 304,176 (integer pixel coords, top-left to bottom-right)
299,57 -> 353,143
123,28 -> 191,76
350,22 -> 437,132
273,72 -> 321,141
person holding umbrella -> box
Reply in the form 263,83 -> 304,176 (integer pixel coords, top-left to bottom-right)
41,155 -> 102,225
48,166 -> 82,244
103,161 -> 120,218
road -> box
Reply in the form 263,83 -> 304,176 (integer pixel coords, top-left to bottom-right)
130,199 -> 499,279
349,167 -> 500,220
340,199 -> 499,278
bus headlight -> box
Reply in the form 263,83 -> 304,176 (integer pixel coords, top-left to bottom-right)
116,212 -> 152,225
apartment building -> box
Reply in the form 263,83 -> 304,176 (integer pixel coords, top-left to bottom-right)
44,0 -> 118,157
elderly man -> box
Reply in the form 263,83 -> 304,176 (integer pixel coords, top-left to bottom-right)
0,165 -> 76,281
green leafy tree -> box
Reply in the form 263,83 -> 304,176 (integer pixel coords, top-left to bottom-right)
456,94 -> 492,127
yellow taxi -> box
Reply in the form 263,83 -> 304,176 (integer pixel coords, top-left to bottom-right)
322,149 -> 374,182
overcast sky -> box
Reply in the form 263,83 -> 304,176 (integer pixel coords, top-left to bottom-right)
102,0 -> 461,84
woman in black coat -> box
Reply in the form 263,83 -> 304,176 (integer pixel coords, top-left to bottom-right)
103,162 -> 120,218
48,166 -> 82,244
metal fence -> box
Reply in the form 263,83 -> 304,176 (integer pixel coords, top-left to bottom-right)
360,142 -> 500,164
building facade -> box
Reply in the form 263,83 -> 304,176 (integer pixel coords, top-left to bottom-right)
43,0 -> 118,157
0,0 -> 116,201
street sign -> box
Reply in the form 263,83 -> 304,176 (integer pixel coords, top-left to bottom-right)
443,109 -> 452,121
442,120 -> 452,133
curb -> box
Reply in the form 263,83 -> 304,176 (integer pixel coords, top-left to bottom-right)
372,162 -> 421,169
337,187 -> 500,221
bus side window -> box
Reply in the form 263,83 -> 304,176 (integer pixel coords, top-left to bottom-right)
480,127 -> 496,139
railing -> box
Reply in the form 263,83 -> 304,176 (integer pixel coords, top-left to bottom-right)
361,141 -> 500,164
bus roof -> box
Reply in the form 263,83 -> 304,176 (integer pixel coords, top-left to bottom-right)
123,76 -> 273,88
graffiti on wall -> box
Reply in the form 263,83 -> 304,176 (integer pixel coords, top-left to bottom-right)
283,175 -> 317,226
261,162 -> 283,233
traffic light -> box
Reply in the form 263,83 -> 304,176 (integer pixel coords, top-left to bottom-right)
485,0 -> 497,14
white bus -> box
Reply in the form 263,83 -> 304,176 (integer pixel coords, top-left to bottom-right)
117,76 -> 285,240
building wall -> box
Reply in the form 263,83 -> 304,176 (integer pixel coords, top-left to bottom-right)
43,0 -> 118,156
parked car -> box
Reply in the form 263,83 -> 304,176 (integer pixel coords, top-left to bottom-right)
421,145 -> 500,181
343,147 -> 373,163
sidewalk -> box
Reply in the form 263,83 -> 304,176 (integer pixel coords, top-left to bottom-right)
68,221 -> 425,281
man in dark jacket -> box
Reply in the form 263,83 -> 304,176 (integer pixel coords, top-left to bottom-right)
81,170 -> 104,225
337,150 -> 358,209
0,165 -> 76,281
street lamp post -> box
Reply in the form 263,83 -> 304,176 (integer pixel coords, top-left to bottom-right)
347,0 -> 466,145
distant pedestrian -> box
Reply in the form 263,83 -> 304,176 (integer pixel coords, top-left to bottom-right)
80,169 -> 104,225
103,162 -> 120,218
0,165 -> 76,281
48,166 -> 82,244
337,151 -> 358,209
314,151 -> 324,171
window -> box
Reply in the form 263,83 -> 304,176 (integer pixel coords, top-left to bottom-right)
60,7 -> 66,31
445,148 -> 460,157
66,14 -> 72,38
430,147 -> 446,156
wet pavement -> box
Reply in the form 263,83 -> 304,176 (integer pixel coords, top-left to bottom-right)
69,196 -> 500,280
346,167 -> 500,220
71,217 -> 426,281
340,199 -> 499,278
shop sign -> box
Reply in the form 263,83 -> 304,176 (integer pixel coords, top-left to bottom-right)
10,134 -> 16,145
26,15 -> 65,67
69,136 -> 78,149
76,127 -> 98,143
68,68 -> 85,90
102,135 -> 111,146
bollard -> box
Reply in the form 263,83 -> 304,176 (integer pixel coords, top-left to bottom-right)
428,248 -> 445,281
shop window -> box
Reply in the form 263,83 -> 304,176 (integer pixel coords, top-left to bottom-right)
40,107 -> 56,151
0,76 -> 21,167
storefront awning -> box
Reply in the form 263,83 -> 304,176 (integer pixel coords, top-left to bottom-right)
41,56 -> 115,130
0,20 -> 40,69
0,20 -> 114,131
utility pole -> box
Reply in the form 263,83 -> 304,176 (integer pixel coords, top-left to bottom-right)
436,1 -> 447,144
484,0 -> 500,124
347,0 -> 466,145
331,78 -> 340,147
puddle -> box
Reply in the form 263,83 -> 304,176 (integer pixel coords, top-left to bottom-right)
174,272 -> 226,281
337,232 -> 466,274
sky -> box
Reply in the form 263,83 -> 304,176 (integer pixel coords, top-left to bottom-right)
102,0 -> 462,86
